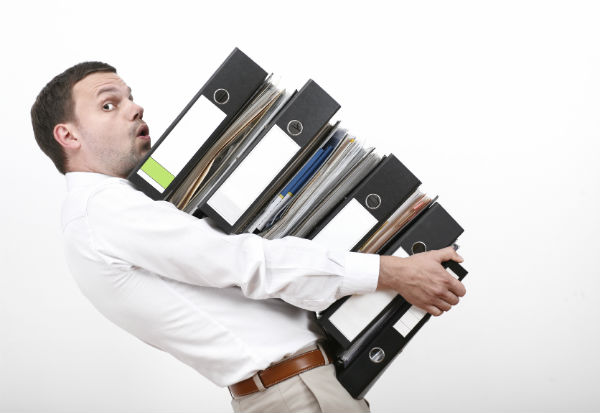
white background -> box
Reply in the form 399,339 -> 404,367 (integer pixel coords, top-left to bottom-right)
1,1 -> 599,412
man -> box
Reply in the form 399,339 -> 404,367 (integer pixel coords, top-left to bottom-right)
31,61 -> 466,412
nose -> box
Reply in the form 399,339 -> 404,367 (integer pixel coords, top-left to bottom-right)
130,101 -> 144,121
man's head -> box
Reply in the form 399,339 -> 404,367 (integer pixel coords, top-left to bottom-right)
31,62 -> 151,177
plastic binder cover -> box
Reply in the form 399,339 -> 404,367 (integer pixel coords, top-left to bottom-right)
127,48 -> 268,200
201,80 -> 340,233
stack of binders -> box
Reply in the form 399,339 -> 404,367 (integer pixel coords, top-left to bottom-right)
127,48 -> 469,399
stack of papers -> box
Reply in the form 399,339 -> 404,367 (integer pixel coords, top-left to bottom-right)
168,77 -> 289,211
249,126 -> 381,239
358,191 -> 435,253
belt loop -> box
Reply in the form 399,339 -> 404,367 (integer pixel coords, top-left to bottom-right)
317,342 -> 330,365
252,373 -> 266,392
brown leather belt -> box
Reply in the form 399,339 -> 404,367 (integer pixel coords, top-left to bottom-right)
229,345 -> 330,399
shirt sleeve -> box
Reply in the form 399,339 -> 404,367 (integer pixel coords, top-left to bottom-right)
85,180 -> 380,311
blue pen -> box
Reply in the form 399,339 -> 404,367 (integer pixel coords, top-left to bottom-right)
256,148 -> 325,230
257,131 -> 344,230
288,145 -> 333,195
261,144 -> 336,230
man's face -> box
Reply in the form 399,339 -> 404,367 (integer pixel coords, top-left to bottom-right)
69,72 -> 151,177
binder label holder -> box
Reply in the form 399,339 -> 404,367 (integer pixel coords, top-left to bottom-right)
207,126 -> 300,225
137,96 -> 227,191
312,198 -> 378,251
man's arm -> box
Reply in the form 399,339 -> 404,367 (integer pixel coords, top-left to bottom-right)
86,180 -> 465,314
85,180 -> 379,311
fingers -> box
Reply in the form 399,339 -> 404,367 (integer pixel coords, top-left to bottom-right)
448,276 -> 466,298
426,285 -> 461,316
424,305 -> 443,317
425,297 -> 456,317
433,247 -> 467,297
435,246 -> 464,263
440,290 -> 460,306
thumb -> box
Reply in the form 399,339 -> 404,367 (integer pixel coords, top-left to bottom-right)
435,246 -> 464,263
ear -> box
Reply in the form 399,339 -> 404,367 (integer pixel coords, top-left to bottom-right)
53,122 -> 80,151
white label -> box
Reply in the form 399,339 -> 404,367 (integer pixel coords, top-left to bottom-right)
329,290 -> 397,342
394,305 -> 427,337
208,127 -> 299,225
312,199 -> 378,250
139,95 -> 227,185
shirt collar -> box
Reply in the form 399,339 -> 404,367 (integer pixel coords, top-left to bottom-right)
65,171 -> 131,191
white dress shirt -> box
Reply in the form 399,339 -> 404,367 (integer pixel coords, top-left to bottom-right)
61,172 -> 380,386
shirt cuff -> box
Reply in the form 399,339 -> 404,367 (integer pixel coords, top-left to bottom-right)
339,251 -> 380,297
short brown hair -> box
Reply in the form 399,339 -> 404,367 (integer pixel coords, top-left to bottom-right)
31,62 -> 116,174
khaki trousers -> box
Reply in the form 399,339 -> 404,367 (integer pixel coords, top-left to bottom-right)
230,363 -> 370,413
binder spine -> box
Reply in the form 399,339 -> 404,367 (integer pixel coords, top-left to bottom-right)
127,48 -> 268,199
384,202 -> 464,255
314,200 -> 467,397
123,48 -> 468,399
335,261 -> 468,399
307,155 -> 421,246
200,80 -> 340,233
272,79 -> 341,147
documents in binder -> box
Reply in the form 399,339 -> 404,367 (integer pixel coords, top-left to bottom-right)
126,47 -> 470,400
307,154 -> 421,251
249,128 -> 343,233
169,76 -> 290,211
357,190 -> 435,254
257,128 -> 381,239
199,80 -> 341,233
128,48 -> 269,200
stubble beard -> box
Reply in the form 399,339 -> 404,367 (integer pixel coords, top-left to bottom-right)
113,140 -> 151,178
102,122 -> 152,178
92,135 -> 150,178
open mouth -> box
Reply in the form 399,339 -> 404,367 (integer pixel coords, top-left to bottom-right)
136,124 -> 150,140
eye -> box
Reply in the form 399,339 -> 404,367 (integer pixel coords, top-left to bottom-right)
103,102 -> 115,111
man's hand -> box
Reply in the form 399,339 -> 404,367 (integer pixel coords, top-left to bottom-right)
377,246 -> 466,317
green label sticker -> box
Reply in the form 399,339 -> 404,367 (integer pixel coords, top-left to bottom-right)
140,157 -> 175,189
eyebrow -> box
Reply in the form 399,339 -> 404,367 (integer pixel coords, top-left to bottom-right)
96,85 -> 132,97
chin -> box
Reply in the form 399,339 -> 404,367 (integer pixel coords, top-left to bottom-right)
117,153 -> 147,179
133,142 -> 151,164
142,139 -> 152,151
